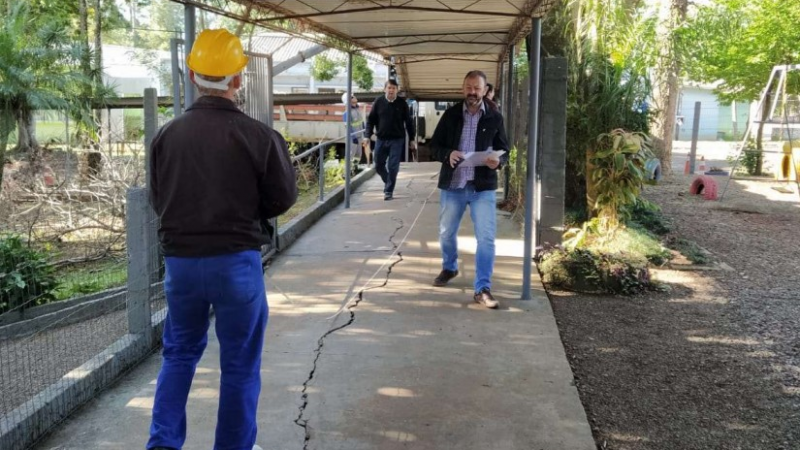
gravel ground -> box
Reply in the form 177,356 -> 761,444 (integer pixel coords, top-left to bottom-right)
548,169 -> 800,449
0,296 -> 166,419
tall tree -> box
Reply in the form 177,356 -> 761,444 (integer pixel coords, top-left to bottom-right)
680,0 -> 800,174
0,1 -> 88,191
310,53 -> 375,91
650,0 -> 688,177
549,0 -> 654,212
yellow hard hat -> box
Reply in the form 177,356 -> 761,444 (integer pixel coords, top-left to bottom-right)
186,29 -> 249,77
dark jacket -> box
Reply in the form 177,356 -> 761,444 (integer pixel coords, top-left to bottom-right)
149,96 -> 297,257
365,95 -> 415,141
430,101 -> 510,191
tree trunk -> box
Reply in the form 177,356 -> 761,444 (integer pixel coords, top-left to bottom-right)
585,148 -> 597,218
650,0 -> 688,178
12,115 -> 40,155
0,112 -> 16,194
79,0 -> 90,74
94,0 -> 102,84
94,0 -> 103,147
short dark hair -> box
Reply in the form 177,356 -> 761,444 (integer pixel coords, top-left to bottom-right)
486,83 -> 494,93
385,79 -> 399,87
464,70 -> 487,83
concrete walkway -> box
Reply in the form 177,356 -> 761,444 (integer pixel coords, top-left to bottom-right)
36,163 -> 595,450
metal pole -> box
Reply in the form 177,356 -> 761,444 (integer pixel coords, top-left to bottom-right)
345,53 -> 353,208
319,145 -> 325,201
689,101 -> 701,174
143,88 -> 158,191
170,38 -> 182,117
266,56 -> 274,128
405,121 -> 410,163
522,19 -> 542,301
266,55 -> 278,248
183,4 -> 196,108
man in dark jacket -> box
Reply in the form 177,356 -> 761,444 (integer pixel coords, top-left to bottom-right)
147,29 -> 297,450
364,79 -> 416,200
430,70 -> 510,309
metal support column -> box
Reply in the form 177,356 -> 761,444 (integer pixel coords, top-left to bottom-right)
266,55 -> 274,129
522,19 -> 542,301
143,88 -> 158,190
344,53 -> 353,209
183,4 -> 196,108
170,38 -> 182,116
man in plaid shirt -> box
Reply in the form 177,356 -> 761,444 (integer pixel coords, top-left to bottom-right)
429,70 -> 510,309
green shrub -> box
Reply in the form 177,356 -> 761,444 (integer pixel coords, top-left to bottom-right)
324,148 -> 345,186
607,224 -> 672,266
540,248 -> 653,295
0,236 -> 58,314
628,200 -> 671,235
728,140 -> 759,175
564,206 -> 588,229
589,129 -> 654,231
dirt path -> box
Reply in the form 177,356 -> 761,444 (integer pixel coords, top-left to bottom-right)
548,174 -> 800,450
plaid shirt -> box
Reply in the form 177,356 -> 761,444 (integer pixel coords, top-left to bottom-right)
449,102 -> 485,189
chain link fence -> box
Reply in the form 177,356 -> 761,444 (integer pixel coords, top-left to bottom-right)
0,101 -> 172,450
0,47 -> 364,447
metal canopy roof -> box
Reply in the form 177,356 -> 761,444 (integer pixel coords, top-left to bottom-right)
171,0 -> 558,100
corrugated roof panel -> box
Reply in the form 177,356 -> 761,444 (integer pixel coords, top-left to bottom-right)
170,0 -> 559,98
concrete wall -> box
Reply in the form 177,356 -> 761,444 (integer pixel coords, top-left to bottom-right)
538,58 -> 568,249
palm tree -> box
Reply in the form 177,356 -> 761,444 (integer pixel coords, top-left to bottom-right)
0,1 -> 88,191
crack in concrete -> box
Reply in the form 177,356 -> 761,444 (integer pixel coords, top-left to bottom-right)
294,218 -> 406,449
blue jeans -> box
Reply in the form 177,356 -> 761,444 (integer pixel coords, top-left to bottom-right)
147,250 -> 268,450
439,185 -> 497,293
374,138 -> 404,194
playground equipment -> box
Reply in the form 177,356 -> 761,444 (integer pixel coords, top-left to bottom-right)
775,140 -> 800,181
690,175 -> 719,200
722,64 -> 800,199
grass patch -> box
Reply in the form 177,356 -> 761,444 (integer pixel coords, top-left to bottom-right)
6,122 -> 67,145
52,259 -> 127,300
666,237 -> 711,265
596,225 -> 672,266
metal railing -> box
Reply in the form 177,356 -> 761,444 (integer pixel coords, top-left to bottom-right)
291,129 -> 366,202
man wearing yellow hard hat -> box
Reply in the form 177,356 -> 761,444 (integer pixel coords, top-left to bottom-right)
147,29 -> 297,450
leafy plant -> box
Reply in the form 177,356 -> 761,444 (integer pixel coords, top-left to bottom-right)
0,235 -> 58,314
628,199 -> 671,235
53,260 -> 126,300
324,148 -> 345,186
539,247 -> 654,295
590,129 -> 654,231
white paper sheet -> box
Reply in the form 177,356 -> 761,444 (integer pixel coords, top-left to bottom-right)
458,150 -> 506,167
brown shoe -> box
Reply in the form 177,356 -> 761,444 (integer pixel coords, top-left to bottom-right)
433,269 -> 458,287
473,289 -> 499,309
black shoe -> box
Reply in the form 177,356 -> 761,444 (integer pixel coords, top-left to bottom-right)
474,288 -> 499,309
384,193 -> 393,201
433,269 -> 458,287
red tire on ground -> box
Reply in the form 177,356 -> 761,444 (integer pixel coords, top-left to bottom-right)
689,175 -> 718,200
